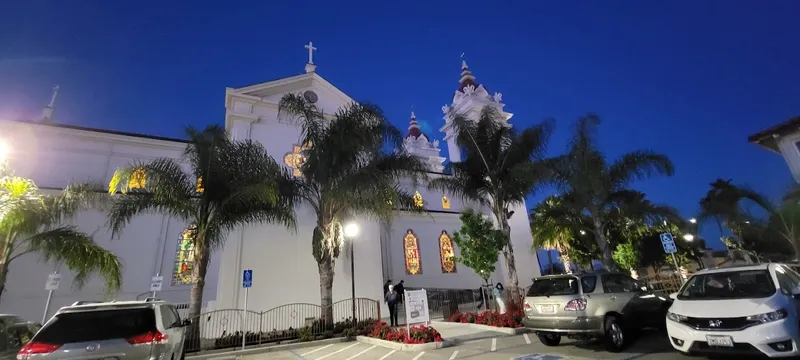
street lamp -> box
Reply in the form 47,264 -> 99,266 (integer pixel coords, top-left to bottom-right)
689,218 -> 697,224
344,222 -> 359,323
683,234 -> 695,241
579,230 -> 586,235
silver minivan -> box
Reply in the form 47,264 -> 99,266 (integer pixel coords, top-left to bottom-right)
17,299 -> 188,360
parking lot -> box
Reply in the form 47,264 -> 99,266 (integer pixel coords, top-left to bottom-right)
236,331 -> 693,360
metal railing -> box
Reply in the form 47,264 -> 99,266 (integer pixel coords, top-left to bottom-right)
183,298 -> 380,353
640,273 -> 683,295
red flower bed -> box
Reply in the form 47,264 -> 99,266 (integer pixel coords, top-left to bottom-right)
362,321 -> 443,344
447,307 -> 524,329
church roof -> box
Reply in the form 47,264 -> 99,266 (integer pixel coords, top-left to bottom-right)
458,60 -> 482,92
748,115 -> 800,153
407,111 -> 425,139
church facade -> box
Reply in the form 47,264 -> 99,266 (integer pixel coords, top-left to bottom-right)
0,47 -> 541,322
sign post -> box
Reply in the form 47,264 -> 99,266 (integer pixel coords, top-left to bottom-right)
660,233 -> 684,284
150,274 -> 163,298
403,289 -> 430,334
42,272 -> 61,324
241,269 -> 253,351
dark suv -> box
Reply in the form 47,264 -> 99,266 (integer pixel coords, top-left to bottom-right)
522,272 -> 672,352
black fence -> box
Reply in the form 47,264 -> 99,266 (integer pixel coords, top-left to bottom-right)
183,298 -> 380,353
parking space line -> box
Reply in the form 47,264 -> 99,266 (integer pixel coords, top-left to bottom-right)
523,333 -> 531,344
345,345 -> 376,360
491,338 -> 497,351
411,352 -> 425,360
377,350 -> 396,360
301,344 -> 333,356
448,350 -> 458,360
317,343 -> 359,359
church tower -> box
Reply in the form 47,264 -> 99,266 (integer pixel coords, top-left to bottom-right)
401,112 -> 446,172
439,61 -> 512,162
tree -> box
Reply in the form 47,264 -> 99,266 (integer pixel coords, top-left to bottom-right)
107,125 -> 296,325
451,209 -> 506,283
0,170 -> 120,303
612,242 -> 639,274
530,195 -> 587,274
277,94 -> 429,323
548,115 -> 675,270
430,106 -> 553,292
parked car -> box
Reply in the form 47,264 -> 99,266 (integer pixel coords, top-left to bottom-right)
667,263 -> 800,358
522,272 -> 672,352
17,298 -> 189,360
0,315 -> 40,360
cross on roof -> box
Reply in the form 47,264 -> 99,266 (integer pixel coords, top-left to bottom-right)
305,41 -> 317,64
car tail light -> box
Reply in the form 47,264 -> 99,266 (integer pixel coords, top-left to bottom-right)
524,302 -> 531,310
126,330 -> 168,345
564,299 -> 587,311
17,341 -> 61,358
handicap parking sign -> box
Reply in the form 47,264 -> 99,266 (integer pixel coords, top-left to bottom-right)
660,233 -> 677,254
242,269 -> 253,288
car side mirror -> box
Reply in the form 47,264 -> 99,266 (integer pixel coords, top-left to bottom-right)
669,292 -> 678,300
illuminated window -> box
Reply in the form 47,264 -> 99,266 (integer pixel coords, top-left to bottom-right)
441,195 -> 450,209
439,231 -> 457,273
413,191 -> 424,207
172,224 -> 197,285
196,176 -> 204,193
129,168 -> 146,189
404,229 -> 423,275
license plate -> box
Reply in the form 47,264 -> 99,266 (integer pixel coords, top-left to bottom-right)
539,305 -> 555,313
706,335 -> 734,347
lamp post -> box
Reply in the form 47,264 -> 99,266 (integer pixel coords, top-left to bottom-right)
344,222 -> 359,323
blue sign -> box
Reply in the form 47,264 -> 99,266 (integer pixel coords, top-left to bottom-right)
242,270 -> 253,288
660,233 -> 677,254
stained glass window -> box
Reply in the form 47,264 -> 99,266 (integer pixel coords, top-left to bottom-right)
441,195 -> 450,209
172,224 -> 197,285
413,191 -> 424,207
196,176 -> 204,193
439,231 -> 457,273
403,229 -> 423,275
129,168 -> 146,189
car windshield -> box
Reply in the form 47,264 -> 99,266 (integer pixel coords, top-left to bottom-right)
678,270 -> 775,300
527,277 -> 580,296
34,307 -> 155,344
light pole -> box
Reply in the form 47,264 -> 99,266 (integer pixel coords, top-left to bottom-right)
344,222 -> 359,323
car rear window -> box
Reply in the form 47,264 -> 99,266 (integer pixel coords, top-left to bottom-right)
527,277 -> 580,296
34,307 -> 155,344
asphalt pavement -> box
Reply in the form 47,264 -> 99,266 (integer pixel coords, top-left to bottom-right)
235,331 -> 696,360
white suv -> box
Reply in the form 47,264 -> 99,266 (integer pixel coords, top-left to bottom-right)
666,263 -> 800,358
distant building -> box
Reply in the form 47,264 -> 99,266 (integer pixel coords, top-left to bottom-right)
749,116 -> 800,183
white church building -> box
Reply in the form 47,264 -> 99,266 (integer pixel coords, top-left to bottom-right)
0,44 -> 541,323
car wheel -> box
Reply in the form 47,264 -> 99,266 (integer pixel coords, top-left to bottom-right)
603,316 -> 627,352
537,333 -> 561,346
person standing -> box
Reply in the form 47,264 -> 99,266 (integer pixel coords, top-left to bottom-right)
383,279 -> 392,296
385,284 -> 399,327
494,283 -> 507,314
395,280 -> 405,303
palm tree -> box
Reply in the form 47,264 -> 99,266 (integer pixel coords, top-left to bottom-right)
277,94 -> 429,323
548,115 -> 675,271
700,178 -> 800,261
530,195 -> 583,274
430,106 -> 553,292
0,171 -> 120,303
107,125 -> 297,323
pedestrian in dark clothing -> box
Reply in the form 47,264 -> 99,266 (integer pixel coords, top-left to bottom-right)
395,280 -> 405,303
383,279 -> 392,299
385,284 -> 399,327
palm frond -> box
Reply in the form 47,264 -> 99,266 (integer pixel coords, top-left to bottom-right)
24,226 -> 122,292
608,150 -> 675,188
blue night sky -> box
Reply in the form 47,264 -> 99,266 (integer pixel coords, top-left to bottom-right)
1,1 -> 796,264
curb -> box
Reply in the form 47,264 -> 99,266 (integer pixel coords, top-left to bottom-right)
356,336 -> 453,352
186,337 -> 352,360
431,320 -> 530,335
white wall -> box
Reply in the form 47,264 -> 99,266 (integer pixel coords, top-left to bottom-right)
776,133 -> 800,184
0,121 -> 219,322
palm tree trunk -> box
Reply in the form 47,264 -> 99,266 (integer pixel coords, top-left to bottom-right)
187,242 -> 210,341
592,218 -> 616,271
0,264 -> 7,304
497,214 -> 520,291
318,257 -> 335,325
556,244 -> 572,274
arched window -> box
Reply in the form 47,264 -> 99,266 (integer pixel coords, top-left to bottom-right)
172,224 -> 197,285
404,229 -> 423,275
441,195 -> 450,209
129,168 -> 146,189
413,191 -> 424,207
439,231 -> 457,273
